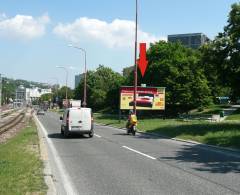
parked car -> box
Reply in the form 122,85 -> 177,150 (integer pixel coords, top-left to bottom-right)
60,107 -> 94,137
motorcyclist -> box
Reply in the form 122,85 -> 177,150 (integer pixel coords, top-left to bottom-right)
126,110 -> 137,134
126,110 -> 133,127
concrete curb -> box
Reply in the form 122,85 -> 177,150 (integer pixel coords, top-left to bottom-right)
34,114 -> 56,195
95,122 -> 240,158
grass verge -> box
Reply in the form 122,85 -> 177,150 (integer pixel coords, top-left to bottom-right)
0,120 -> 47,195
94,113 -> 240,150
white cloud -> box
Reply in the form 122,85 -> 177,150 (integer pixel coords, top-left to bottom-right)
0,13 -> 50,40
53,17 -> 166,48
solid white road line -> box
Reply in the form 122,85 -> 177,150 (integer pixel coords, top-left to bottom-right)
95,134 -> 102,138
34,115 -> 78,195
122,146 -> 157,160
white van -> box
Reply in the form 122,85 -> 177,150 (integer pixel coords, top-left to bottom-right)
60,107 -> 94,137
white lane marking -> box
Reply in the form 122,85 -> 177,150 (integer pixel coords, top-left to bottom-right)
95,134 -> 102,138
95,124 -> 126,132
122,146 -> 156,160
34,115 -> 78,195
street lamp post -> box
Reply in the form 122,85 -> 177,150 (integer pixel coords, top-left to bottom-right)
68,44 -> 87,107
133,0 -> 138,115
56,66 -> 68,104
49,77 -> 59,108
50,77 -> 59,100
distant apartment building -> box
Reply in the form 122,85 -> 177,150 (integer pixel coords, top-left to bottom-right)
168,33 -> 210,49
75,74 -> 84,88
25,87 -> 52,103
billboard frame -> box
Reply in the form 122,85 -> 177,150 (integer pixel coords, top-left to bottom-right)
119,86 -> 165,111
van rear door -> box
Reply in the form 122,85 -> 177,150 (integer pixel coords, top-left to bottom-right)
79,108 -> 92,131
69,108 -> 91,131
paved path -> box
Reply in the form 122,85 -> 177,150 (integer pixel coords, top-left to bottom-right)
221,105 -> 240,121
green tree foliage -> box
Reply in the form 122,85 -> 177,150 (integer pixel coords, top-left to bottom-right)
75,65 -> 124,110
220,3 -> 240,100
200,3 -> 240,101
39,93 -> 52,102
134,41 -> 212,113
57,86 -> 74,100
200,37 -> 233,101
1,78 -> 15,104
49,86 -> 74,108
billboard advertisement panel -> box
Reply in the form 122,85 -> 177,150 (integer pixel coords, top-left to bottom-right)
120,86 -> 165,110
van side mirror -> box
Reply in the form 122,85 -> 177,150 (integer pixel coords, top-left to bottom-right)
60,116 -> 63,120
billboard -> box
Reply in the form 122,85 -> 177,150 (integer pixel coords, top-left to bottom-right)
120,86 -> 165,110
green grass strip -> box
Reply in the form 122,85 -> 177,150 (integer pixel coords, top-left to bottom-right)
0,121 -> 47,195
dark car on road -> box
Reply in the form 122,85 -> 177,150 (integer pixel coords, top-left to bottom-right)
37,109 -> 45,115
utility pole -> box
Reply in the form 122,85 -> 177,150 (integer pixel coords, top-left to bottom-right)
133,0 -> 138,115
83,50 -> 87,107
0,74 -> 2,124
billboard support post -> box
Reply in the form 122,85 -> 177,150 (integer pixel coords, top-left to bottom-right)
133,0 -> 138,115
119,88 -> 121,123
118,109 -> 121,123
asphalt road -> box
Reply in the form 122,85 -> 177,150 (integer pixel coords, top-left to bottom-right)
37,111 -> 240,195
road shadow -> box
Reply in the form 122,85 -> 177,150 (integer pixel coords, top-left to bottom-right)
133,123 -> 240,174
135,133 -> 167,140
48,133 -> 90,139
159,144 -> 240,174
113,133 -> 131,136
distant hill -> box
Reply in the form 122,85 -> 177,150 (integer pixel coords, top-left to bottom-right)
5,78 -> 50,89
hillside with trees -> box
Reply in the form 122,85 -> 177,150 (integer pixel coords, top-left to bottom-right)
1,77 -> 51,104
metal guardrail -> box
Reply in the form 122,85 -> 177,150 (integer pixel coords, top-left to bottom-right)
0,109 -> 26,135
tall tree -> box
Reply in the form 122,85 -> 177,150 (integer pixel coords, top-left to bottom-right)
203,3 -> 240,101
135,41 -> 212,113
75,65 -> 124,110
222,3 -> 240,100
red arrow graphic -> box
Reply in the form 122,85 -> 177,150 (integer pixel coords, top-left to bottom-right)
137,43 -> 148,77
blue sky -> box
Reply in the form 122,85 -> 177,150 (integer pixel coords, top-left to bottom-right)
0,0 -> 238,88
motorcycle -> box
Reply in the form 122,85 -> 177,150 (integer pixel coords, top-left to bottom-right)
126,114 -> 137,136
